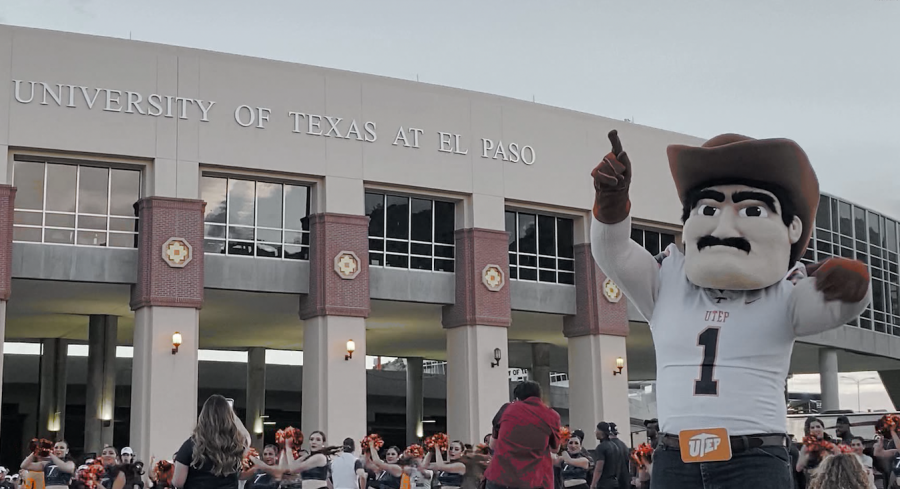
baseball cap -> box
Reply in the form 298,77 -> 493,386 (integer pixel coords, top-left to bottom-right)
836,416 -> 851,425
597,422 -> 611,434
121,447 -> 135,456
643,418 -> 659,427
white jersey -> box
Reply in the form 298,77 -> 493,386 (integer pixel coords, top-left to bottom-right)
591,216 -> 871,436
330,452 -> 362,489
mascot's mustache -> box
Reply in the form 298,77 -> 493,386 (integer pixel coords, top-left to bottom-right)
697,235 -> 752,254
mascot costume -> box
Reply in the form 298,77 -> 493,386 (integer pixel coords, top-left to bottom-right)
590,130 -> 872,489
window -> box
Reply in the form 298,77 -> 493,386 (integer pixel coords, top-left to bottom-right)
201,176 -> 310,260
12,158 -> 140,248
631,227 -> 676,256
506,210 -> 574,284
365,192 -> 455,272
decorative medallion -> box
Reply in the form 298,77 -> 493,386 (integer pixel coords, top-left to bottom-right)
603,278 -> 622,303
334,251 -> 361,280
482,264 -> 505,292
162,238 -> 192,268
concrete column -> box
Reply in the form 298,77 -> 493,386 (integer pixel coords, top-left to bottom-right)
85,316 -> 117,453
129,196 -> 205,462
406,357 -> 424,446
819,348 -> 840,412
0,185 -> 17,439
38,338 -> 68,439
531,343 -> 552,406
300,316 -> 367,442
567,335 -> 630,448
246,347 -> 266,452
563,243 -> 631,449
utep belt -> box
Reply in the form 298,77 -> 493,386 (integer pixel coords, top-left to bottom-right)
659,433 -> 788,454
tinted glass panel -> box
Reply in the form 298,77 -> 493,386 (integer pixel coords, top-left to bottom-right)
256,182 -> 283,229
434,201 -> 455,244
506,211 -> 517,252
660,233 -> 676,250
518,214 -> 536,254
855,207 -> 867,240
816,197 -> 830,229
386,196 -> 409,239
645,231 -> 660,255
365,193 -> 385,237
78,166 -> 108,214
14,161 -> 45,210
888,220 -> 898,252
869,211 -> 881,245
228,179 -> 255,226
284,185 -> 309,231
14,211 -> 41,226
557,218 -> 574,258
839,202 -> 852,236
109,169 -> 140,217
47,164 -> 78,213
538,215 -> 555,256
201,177 -> 227,224
13,227 -> 41,242
410,198 -> 433,242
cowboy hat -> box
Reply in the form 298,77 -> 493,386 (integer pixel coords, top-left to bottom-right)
667,134 -> 819,264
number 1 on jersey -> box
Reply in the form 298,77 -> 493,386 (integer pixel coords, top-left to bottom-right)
694,327 -> 720,396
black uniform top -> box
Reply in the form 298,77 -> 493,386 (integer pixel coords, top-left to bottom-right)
43,462 -> 72,486
244,471 -> 278,489
594,440 -> 623,485
611,438 -> 631,489
437,470 -> 464,487
300,464 -> 328,481
560,452 -> 591,482
174,438 -> 239,489
367,470 -> 402,489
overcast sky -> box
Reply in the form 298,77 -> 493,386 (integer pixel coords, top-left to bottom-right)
1,0 -> 898,410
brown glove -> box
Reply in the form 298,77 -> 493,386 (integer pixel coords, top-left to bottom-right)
804,257 -> 870,303
591,130 -> 632,224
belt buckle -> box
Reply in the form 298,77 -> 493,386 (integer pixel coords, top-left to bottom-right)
678,428 -> 733,463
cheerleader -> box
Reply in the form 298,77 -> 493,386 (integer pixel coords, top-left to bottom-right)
797,417 -> 841,478
365,445 -> 402,489
403,448 -> 432,489
552,433 -> 592,489
283,431 -> 331,489
98,447 -> 120,489
20,441 -> 75,489
428,442 -> 465,489
241,445 -> 282,489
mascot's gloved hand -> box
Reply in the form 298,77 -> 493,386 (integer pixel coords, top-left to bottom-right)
591,130 -> 632,224
804,257 -> 870,303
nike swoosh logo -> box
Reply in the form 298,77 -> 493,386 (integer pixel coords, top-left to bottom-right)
745,297 -> 760,304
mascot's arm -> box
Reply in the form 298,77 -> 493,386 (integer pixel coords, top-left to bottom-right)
790,257 -> 872,337
591,216 -> 660,321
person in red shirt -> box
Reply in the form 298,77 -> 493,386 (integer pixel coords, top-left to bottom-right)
484,381 -> 561,489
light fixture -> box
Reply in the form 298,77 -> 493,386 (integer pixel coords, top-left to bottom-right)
172,332 -> 183,355
263,421 -> 277,425
48,412 -> 61,432
345,340 -> 356,361
491,348 -> 502,368
613,357 -> 625,376
253,417 -> 264,435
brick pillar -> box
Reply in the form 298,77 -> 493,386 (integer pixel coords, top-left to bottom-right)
442,228 -> 511,444
0,185 -> 16,438
564,243 -> 630,448
299,213 -> 369,443
130,197 -> 204,462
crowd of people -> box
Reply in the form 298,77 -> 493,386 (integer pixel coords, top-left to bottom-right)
11,390 -> 900,489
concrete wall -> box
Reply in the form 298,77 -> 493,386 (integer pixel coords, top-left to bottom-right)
12,243 -> 138,283
205,255 -> 309,293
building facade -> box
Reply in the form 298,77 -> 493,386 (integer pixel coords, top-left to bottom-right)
0,25 -> 898,464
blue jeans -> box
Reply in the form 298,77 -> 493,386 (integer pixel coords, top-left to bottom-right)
650,444 -> 793,489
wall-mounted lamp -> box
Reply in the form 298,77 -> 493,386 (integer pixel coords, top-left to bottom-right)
345,340 -> 356,361
613,357 -> 625,376
253,417 -> 264,436
48,412 -> 61,432
172,332 -> 183,355
491,348 -> 502,368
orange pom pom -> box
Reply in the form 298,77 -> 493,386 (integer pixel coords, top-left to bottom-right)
405,444 -> 425,459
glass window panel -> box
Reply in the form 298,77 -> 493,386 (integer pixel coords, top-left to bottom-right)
369,252 -> 384,266
45,214 -> 75,228
839,202 -> 853,236
888,220 -> 898,252
854,207 -> 867,240
205,224 -> 226,239
78,216 -> 107,230
645,231 -> 660,255
110,218 -> 137,232
14,211 -> 42,226
14,161 -> 46,210
257,229 -> 281,243
227,241 -> 254,256
558,259 -> 575,271
435,245 -> 454,259
410,198 -> 433,242
538,215 -> 556,256
816,230 -> 832,243
509,253 -> 516,265
869,211 -> 881,244
435,259 -> 454,273
506,211 -> 517,252
256,182 -> 283,229
229,226 -> 254,241
539,270 -> 556,283
201,177 -> 228,224
13,227 -> 41,242
386,240 -> 408,254
369,238 -> 384,252
891,284 -> 899,316
284,245 -> 308,261
284,231 -> 306,245
77,166 -> 108,215
434,201 -> 455,245
816,197 -> 830,229
365,193 -> 385,237
519,267 -> 537,281
518,214 -> 536,254
519,255 -> 537,268
284,185 -> 309,231
386,196 -> 409,239
386,254 -> 408,268
109,169 -> 140,217
874,280 -> 885,311
557,218 -> 574,258
840,246 -> 853,259
558,272 -> 575,285
660,233 -> 676,251
256,242 -> 281,258
840,236 -> 852,248
77,230 -> 107,246
631,228 -> 643,246
228,179 -> 255,226
539,257 -> 556,269
831,199 -> 840,231
509,266 -> 517,279
204,239 -> 226,254
45,228 -> 74,244
804,248 -> 815,261
411,257 -> 432,271
108,233 -> 135,249
816,241 -> 832,255
411,243 -> 431,256
47,164 -> 78,213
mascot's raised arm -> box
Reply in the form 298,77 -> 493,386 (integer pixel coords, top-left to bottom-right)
589,130 -> 871,489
